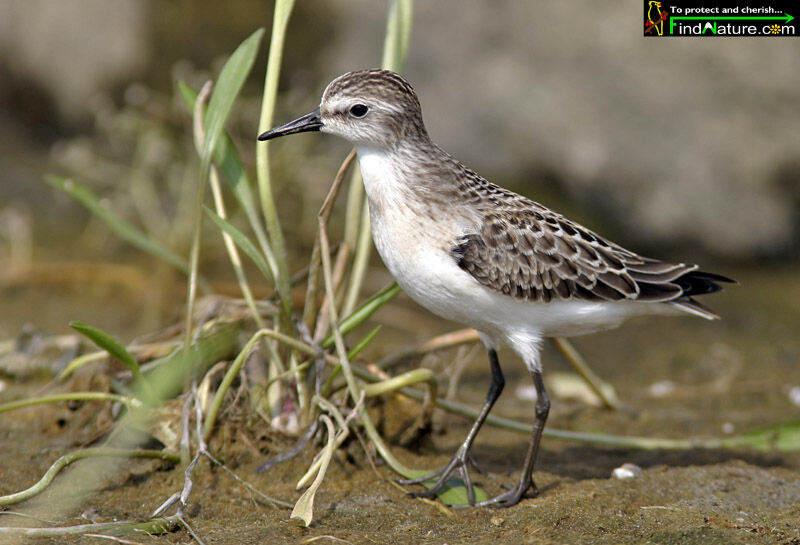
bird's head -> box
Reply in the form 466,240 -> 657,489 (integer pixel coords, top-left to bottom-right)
259,69 -> 428,150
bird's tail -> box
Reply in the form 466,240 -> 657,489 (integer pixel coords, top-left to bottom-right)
669,270 -> 736,320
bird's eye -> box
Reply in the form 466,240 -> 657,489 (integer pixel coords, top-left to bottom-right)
349,104 -> 368,118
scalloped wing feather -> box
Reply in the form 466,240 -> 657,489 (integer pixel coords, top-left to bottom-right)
451,204 -> 731,309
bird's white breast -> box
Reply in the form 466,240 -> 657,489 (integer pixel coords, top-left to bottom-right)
356,146 -> 486,323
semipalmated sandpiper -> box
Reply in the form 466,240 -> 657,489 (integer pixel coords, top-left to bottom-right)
259,69 -> 733,507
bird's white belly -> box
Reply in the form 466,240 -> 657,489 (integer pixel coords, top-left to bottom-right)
369,206 -> 476,322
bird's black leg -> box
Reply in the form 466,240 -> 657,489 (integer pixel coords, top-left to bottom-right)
476,368 -> 550,508
398,348 -> 505,505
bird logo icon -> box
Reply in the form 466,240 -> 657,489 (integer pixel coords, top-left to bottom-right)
645,1 -> 668,35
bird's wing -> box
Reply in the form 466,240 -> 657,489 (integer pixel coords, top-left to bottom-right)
451,205 -> 709,304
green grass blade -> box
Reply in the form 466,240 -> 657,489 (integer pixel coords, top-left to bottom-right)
721,421 -> 800,452
177,82 -> 261,223
201,28 -> 264,170
256,0 -> 298,321
0,393 -> 140,415
347,326 -> 381,360
204,206 -> 273,282
70,321 -> 139,375
382,0 -> 414,72
202,328 -> 267,440
321,283 -> 401,350
178,81 -> 257,206
184,28 -> 265,357
69,321 -> 157,402
177,81 -> 279,285
44,175 -> 188,273
143,322 -> 240,402
321,326 -> 382,394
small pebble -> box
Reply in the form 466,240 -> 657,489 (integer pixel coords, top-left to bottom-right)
648,380 -> 675,397
612,463 -> 642,480
490,516 -> 504,527
788,386 -> 800,407
80,507 -> 101,522
721,422 -> 735,434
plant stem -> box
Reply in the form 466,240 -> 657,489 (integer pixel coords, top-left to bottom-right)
0,448 -> 179,507
0,392 -> 139,415
256,0 -> 297,322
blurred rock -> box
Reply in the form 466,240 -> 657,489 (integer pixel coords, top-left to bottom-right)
721,422 -> 735,434
648,379 -> 676,398
324,1 -> 800,259
0,0 -> 149,124
0,326 -> 80,379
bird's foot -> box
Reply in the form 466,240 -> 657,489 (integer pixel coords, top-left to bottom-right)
397,446 -> 480,505
474,478 -> 537,508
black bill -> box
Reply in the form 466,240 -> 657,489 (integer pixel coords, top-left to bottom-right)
258,107 -> 322,141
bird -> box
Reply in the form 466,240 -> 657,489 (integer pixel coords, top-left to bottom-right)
647,1 -> 665,35
258,69 -> 734,508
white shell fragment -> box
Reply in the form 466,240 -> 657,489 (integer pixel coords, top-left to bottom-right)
612,463 -> 643,480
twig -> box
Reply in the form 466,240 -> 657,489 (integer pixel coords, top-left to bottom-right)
377,328 -> 479,369
552,337 -> 619,410
311,149 -> 357,345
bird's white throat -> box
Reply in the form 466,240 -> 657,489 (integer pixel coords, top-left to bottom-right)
355,145 -> 409,208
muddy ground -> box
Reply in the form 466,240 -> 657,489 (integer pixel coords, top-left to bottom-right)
1,266 -> 799,544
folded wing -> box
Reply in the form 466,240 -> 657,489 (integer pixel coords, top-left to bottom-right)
451,206 -> 733,318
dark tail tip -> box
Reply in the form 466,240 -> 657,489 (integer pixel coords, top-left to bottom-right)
676,270 -> 736,297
